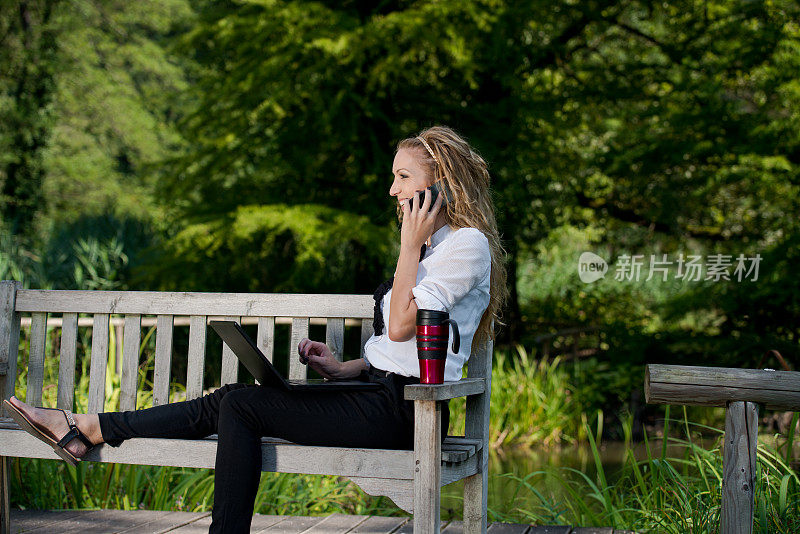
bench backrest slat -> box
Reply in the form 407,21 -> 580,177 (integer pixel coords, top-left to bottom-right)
359,319 -> 373,360
257,317 -> 275,363
153,314 -> 174,406
57,312 -> 78,410
88,313 -> 110,414
27,312 -> 47,408
220,315 -> 240,385
15,290 -> 374,318
186,315 -> 207,400
288,318 -> 309,380
121,314 -> 141,410
325,318 -> 344,362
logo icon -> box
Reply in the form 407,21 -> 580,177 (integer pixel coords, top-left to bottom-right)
578,252 -> 608,283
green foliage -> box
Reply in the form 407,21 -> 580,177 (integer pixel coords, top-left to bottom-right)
146,203 -> 396,292
0,1 -> 62,235
41,0 -> 194,226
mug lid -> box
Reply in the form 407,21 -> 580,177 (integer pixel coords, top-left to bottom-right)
416,308 -> 449,324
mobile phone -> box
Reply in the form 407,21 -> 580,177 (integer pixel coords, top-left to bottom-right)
408,184 -> 440,212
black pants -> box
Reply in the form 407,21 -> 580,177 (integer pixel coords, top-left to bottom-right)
97,367 -> 450,533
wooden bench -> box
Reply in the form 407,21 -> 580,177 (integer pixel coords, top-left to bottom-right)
0,280 -> 493,534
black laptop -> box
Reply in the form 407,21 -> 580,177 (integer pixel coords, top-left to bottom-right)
209,321 -> 381,391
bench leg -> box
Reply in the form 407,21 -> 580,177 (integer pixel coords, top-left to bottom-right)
0,456 -> 9,534
463,461 -> 487,534
413,400 -> 441,534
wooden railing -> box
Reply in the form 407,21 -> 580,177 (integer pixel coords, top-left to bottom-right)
645,364 -> 800,534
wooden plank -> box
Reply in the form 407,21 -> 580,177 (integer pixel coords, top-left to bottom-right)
256,515 -> 322,533
486,522 -> 531,533
0,281 -> 21,414
289,317 -> 309,380
15,289 -> 375,318
404,379 -> 484,401
164,514 -> 213,533
395,520 -> 450,534
0,429 -> 416,479
348,515 -> 409,533
153,314 -> 174,406
248,514 -> 287,532
442,520 -> 464,533
8,510 -> 88,532
360,318 -> 373,359
220,315 -> 240,385
441,449 -> 467,463
87,313 -> 109,414
648,364 -> 800,391
117,511 -> 211,533
26,312 -> 47,407
413,399 -> 441,534
526,527 -> 571,534
257,316 -> 276,363
186,315 -> 206,399
646,364 -> 800,410
443,436 -> 482,456
570,529 -> 613,534
60,509 -> 156,534
115,322 -> 124,375
120,314 -> 141,411
721,401 -> 758,534
98,510 -> 172,533
464,330 -> 493,534
303,513 -> 370,533
57,312 -> 78,410
326,317 -> 345,362
20,315 -> 363,329
19,509 -> 107,533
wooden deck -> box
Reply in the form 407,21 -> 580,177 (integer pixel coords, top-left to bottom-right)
7,510 -> 633,533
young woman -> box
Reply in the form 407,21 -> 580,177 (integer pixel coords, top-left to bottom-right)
6,125 -> 508,533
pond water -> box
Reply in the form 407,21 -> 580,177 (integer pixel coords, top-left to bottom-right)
439,437 -> 722,521
440,434 -> 798,521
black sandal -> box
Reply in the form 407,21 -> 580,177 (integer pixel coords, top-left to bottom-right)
4,397 -> 95,466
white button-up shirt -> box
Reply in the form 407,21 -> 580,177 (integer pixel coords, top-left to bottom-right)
364,224 -> 492,382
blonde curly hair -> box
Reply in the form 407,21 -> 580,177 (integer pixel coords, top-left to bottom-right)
395,125 -> 509,350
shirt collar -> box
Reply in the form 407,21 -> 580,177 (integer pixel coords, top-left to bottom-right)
429,224 -> 455,249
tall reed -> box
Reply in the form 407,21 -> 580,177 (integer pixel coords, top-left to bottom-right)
492,407 -> 800,532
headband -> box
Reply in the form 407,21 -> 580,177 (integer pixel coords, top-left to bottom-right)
417,136 -> 439,165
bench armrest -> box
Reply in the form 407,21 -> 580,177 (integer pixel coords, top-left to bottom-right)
404,378 -> 485,401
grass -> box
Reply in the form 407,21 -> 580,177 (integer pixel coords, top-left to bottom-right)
491,407 -> 800,533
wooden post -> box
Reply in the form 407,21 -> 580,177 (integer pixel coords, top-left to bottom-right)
0,281 -> 21,534
464,333 -> 493,534
722,401 -> 758,534
413,400 -> 441,534
0,281 -> 21,412
0,456 -> 8,534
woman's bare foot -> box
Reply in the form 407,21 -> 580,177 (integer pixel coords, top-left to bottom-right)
7,396 -> 104,458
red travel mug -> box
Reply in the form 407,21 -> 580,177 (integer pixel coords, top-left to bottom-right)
416,309 -> 460,384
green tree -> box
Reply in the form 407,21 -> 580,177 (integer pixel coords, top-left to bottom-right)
0,0 -> 62,235
160,0 -> 800,352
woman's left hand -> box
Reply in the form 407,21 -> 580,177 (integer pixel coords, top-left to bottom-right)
400,187 -> 444,251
